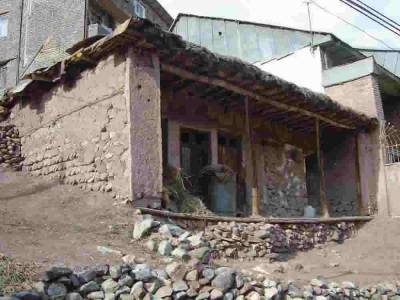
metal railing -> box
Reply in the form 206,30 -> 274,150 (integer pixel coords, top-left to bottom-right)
382,122 -> 400,164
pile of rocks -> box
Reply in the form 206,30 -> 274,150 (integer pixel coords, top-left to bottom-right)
204,222 -> 354,259
134,215 -> 355,261
4,263 -> 400,300
0,125 -> 22,170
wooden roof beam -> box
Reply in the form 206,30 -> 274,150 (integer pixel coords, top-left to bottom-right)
161,64 -> 355,130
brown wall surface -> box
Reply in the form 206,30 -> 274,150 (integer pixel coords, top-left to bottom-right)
6,53 -> 132,199
325,75 -> 385,119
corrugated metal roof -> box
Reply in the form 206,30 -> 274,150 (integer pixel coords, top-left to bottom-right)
171,14 -> 331,64
358,49 -> 400,78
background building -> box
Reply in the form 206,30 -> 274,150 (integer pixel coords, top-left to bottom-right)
0,0 -> 173,91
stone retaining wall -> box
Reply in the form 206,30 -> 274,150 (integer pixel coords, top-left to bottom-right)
0,125 -> 22,170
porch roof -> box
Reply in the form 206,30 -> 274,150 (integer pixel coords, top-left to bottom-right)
2,18 -> 377,132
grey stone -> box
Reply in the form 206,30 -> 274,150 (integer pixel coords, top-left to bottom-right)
115,287 -> 130,298
254,230 -> 270,239
145,280 -> 162,294
195,292 -> 210,300
87,292 -> 105,300
12,291 -> 40,300
103,294 -> 115,300
145,240 -> 157,252
78,269 -> 97,284
187,233 -> 204,247
189,247 -> 210,261
132,264 -> 152,281
118,275 -> 134,288
158,240 -> 173,256
263,279 -> 277,288
172,280 -> 188,292
310,278 -> 327,288
130,282 -> 145,299
65,293 -> 83,300
171,247 -> 189,260
101,279 -> 119,293
45,267 -> 73,281
245,291 -> 261,300
119,295 -> 134,300
47,283 -> 67,300
223,293 -> 234,300
173,291 -> 187,300
109,265 -> 123,280
165,262 -> 187,281
264,287 -> 279,299
185,269 -> 198,281
210,289 -> 223,300
79,281 -> 100,294
159,224 -> 186,237
155,286 -> 173,298
133,219 -> 159,240
235,274 -> 244,289
211,270 -> 235,292
202,268 -> 215,281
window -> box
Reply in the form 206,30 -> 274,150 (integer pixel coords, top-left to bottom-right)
134,0 -> 146,18
0,15 -> 8,38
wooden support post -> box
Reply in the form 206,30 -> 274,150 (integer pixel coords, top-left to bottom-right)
245,97 -> 259,216
316,119 -> 330,217
355,133 -> 363,215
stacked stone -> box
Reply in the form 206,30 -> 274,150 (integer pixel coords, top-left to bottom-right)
4,263 -> 400,300
23,146 -> 113,193
204,222 -> 354,260
135,215 -> 354,261
0,125 -> 22,170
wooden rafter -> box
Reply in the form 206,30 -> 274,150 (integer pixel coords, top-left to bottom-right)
161,64 -> 355,130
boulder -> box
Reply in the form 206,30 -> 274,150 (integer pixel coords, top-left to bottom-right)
101,279 -> 119,293
45,267 -> 73,281
159,224 -> 186,237
155,286 -> 173,298
133,219 -> 159,240
46,283 -> 67,300
211,270 -> 235,292
158,240 -> 173,256
131,264 -> 152,281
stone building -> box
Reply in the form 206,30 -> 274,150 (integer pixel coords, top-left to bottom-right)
0,0 -> 172,91
0,18 -> 379,219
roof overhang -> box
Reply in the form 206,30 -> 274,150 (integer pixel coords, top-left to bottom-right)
2,18 -> 377,132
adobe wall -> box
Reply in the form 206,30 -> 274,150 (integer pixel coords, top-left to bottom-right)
261,143 -> 308,217
325,75 -> 387,216
325,75 -> 385,119
6,53 -> 132,199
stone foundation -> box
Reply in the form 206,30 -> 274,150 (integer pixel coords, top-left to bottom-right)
0,125 -> 22,170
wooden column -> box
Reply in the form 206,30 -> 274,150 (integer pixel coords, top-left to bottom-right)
315,119 -> 330,217
354,133 -> 363,215
245,97 -> 259,216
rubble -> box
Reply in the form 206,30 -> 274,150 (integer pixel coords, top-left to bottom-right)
0,125 -> 22,170
5,262 -> 400,300
134,215 -> 355,261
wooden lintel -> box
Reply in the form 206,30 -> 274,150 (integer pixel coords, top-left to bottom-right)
161,64 -> 355,130
316,119 -> 330,217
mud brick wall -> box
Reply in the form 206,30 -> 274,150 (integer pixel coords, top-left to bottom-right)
261,143 -> 308,217
7,53 -> 131,199
0,125 -> 22,169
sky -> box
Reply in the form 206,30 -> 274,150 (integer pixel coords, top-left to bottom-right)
158,0 -> 400,50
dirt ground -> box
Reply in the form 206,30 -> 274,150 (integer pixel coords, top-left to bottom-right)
1,169 -> 400,287
0,170 -> 163,276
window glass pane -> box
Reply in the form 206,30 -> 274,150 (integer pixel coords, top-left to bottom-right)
0,15 -> 8,37
134,1 -> 146,18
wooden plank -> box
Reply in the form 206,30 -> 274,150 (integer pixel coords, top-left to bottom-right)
138,207 -> 374,224
161,64 -> 355,130
316,119 -> 330,217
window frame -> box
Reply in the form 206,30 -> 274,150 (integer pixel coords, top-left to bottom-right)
0,13 -> 8,38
